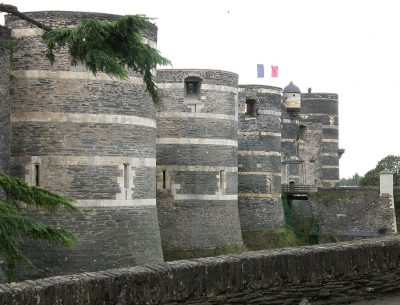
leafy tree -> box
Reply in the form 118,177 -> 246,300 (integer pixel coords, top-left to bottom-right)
359,155 -> 400,186
340,173 -> 362,186
0,4 -> 171,104
0,171 -> 79,281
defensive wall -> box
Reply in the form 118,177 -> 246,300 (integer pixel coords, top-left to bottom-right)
3,11 -> 164,279
291,186 -> 397,243
2,237 -> 400,305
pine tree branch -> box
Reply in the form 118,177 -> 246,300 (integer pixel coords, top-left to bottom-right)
0,4 -> 52,31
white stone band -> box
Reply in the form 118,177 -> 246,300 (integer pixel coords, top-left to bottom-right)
76,198 -> 156,207
322,165 -> 340,169
157,82 -> 237,93
12,156 -> 156,167
239,171 -> 281,176
157,138 -> 238,147
322,139 -> 339,143
173,194 -> 238,201
11,112 -> 156,128
157,165 -> 237,172
257,110 -> 282,117
238,151 -> 281,156
12,70 -> 144,84
239,131 -> 281,137
157,112 -> 235,121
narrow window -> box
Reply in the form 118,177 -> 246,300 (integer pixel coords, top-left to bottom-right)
298,125 -> 306,140
266,178 -> 271,194
184,77 -> 202,100
162,170 -> 166,189
246,99 -> 257,117
219,170 -> 225,191
123,163 -> 129,188
34,164 -> 40,187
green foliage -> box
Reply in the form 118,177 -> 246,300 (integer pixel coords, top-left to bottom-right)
42,15 -> 171,104
0,38 -> 16,50
242,227 -> 298,251
359,155 -> 400,186
0,171 -> 79,281
282,195 -> 320,245
340,173 -> 362,186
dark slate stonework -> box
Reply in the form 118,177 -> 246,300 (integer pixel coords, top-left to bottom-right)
157,118 -> 237,139
238,86 -> 284,231
239,198 -> 285,230
0,26 -> 11,174
238,155 -> 281,172
157,145 -> 237,167
11,77 -> 156,119
157,69 -> 238,87
4,237 -> 400,305
156,69 -> 243,251
157,199 -> 243,250
11,123 -> 155,157
15,206 -> 163,281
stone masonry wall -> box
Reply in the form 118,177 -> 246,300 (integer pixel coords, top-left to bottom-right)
4,11 -> 164,277
292,187 -> 397,242
0,26 -> 11,174
238,85 -> 284,231
3,237 -> 400,305
156,69 -> 243,251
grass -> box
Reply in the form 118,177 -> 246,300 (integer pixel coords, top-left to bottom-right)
242,227 -> 299,251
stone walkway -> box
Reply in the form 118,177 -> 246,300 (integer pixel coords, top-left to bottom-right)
351,296 -> 400,305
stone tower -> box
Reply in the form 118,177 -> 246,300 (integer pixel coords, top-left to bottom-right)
156,69 -> 243,252
300,92 -> 340,186
5,11 -> 163,279
281,81 -> 304,185
237,85 -> 285,231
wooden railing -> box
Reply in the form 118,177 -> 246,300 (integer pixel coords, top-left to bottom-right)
282,184 -> 310,194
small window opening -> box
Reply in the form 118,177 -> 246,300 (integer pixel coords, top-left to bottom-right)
123,163 -> 129,188
184,77 -> 202,99
298,125 -> 306,140
219,170 -> 225,191
162,170 -> 166,189
194,104 -> 197,113
34,164 -> 40,187
246,99 -> 257,117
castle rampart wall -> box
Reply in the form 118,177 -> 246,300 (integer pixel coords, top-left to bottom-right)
156,69 -> 243,251
3,237 -> 400,305
5,11 -> 163,279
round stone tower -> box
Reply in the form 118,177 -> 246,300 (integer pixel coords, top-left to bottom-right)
156,69 -> 243,253
300,92 -> 340,186
238,85 -> 285,231
6,11 -> 163,279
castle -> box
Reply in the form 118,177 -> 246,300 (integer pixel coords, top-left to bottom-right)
0,11 -> 341,279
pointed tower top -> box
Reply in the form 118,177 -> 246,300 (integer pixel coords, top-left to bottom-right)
283,81 -> 301,94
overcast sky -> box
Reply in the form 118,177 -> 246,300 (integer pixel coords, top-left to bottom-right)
1,0 -> 399,178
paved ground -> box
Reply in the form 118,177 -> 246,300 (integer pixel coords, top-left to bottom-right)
351,296 -> 400,305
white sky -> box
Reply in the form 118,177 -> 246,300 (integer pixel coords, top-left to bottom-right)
1,0 -> 399,178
